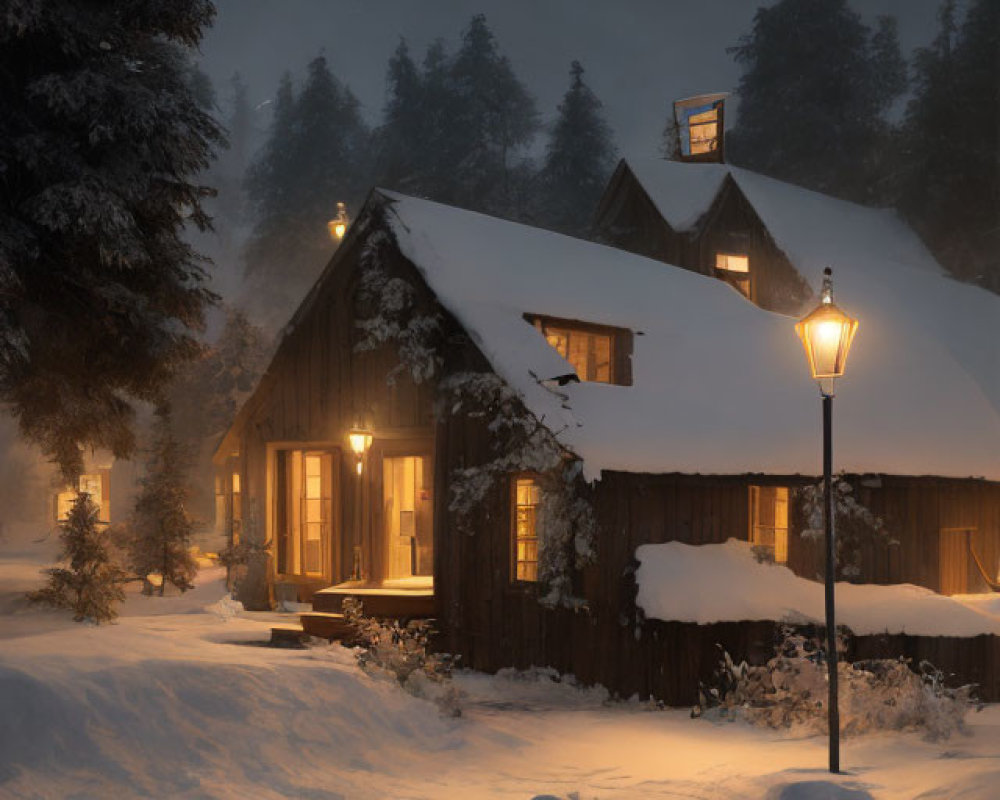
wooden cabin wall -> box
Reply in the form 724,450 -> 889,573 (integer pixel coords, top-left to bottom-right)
435,425 -> 1000,703
227,235 -> 438,603
592,165 -> 690,268
694,178 -> 812,314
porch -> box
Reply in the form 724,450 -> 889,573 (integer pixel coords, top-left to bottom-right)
298,576 -> 435,640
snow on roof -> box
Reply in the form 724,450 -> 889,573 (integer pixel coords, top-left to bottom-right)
636,539 -> 1000,636
381,190 -> 1000,482
625,158 -> 1000,415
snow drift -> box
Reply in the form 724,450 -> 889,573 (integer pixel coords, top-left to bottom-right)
635,539 -> 1000,636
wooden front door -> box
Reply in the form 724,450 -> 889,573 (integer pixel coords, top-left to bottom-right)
940,528 -> 973,595
382,455 -> 433,580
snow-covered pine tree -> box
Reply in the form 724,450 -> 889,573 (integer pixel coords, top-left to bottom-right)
725,0 -> 906,204
536,61 -> 617,236
0,0 -> 222,482
29,493 -> 127,623
127,406 -> 197,595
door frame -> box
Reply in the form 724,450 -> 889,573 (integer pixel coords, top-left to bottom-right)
266,441 -> 343,586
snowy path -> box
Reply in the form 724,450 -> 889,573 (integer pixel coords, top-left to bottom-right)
1,555 -> 998,799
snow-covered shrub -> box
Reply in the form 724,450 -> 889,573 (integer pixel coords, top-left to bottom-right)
29,493 -> 127,623
798,476 -> 896,580
693,628 -> 980,740
342,598 -> 463,716
217,500 -> 271,611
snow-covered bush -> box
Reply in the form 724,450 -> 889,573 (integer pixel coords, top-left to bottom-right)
693,628 -> 980,740
29,493 -> 127,623
342,598 -> 463,716
798,476 -> 896,580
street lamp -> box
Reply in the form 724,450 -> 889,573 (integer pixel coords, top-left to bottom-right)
328,202 -> 349,242
348,424 -> 373,580
795,267 -> 858,774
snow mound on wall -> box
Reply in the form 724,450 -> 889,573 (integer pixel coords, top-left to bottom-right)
635,539 -> 1000,637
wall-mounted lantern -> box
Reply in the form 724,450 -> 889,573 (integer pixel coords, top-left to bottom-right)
328,202 -> 350,242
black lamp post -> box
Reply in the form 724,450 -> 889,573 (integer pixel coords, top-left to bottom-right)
795,268 -> 858,774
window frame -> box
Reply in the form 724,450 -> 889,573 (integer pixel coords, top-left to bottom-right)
510,473 -> 542,585
749,485 -> 790,564
525,314 -> 632,386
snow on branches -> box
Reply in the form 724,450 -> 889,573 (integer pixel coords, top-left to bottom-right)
440,371 -> 597,608
353,228 -> 442,385
352,220 -> 598,608
694,628 -> 980,740
798,476 -> 896,580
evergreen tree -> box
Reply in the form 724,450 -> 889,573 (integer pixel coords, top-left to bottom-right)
536,61 -> 617,235
726,0 -> 906,203
375,39 -> 427,192
444,15 -> 539,215
29,493 -> 127,622
127,406 -> 197,596
167,306 -> 267,524
899,0 -> 999,291
0,0 -> 223,480
244,57 -> 372,324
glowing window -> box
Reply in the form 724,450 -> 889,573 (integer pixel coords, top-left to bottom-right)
688,107 -> 719,155
750,486 -> 789,564
513,478 -> 540,582
716,253 -> 749,273
532,317 -> 619,384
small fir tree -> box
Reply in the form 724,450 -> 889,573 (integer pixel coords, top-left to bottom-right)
29,493 -> 126,623
128,407 -> 197,595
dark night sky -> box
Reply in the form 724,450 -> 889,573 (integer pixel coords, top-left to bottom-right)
199,0 -> 948,161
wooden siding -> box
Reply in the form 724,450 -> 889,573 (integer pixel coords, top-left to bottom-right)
228,229 -> 438,604
592,162 -> 693,268
593,164 -> 812,315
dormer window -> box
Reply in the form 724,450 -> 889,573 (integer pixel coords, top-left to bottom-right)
527,314 -> 632,386
673,93 -> 727,163
715,251 -> 751,300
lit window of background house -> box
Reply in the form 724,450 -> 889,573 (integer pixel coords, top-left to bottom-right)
715,252 -> 751,299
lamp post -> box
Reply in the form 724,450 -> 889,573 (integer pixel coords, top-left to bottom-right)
328,202 -> 350,242
795,268 -> 858,775
348,424 -> 373,581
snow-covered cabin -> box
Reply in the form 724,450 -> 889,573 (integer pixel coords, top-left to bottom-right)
215,184 -> 1000,702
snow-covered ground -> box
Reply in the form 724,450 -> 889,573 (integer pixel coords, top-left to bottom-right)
2,553 -> 998,799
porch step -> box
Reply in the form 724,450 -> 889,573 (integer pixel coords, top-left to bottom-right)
300,612 -> 359,641
269,626 -> 309,648
312,585 -> 435,618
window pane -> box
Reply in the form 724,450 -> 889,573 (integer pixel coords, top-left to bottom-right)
751,485 -> 789,564
513,478 -> 540,582
716,253 -> 749,273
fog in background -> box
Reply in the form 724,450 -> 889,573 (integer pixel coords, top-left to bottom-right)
199,0 -> 945,161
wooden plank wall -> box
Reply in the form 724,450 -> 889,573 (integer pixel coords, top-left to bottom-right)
232,235 -> 437,601
435,398 -> 1000,704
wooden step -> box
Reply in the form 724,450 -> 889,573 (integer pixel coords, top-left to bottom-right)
311,587 -> 435,618
300,612 -> 359,641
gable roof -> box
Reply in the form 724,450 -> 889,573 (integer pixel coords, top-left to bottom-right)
619,159 -> 1000,425
380,189 -> 1000,482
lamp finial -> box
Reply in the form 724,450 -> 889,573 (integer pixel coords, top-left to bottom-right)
821,268 -> 834,305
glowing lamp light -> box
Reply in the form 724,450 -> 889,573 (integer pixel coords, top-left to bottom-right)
348,425 -> 373,475
328,202 -> 349,241
795,268 -> 858,395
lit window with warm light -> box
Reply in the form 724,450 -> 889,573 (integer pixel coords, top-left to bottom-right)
528,316 -> 629,385
750,486 -> 789,563
513,477 -> 540,582
715,252 -> 751,299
